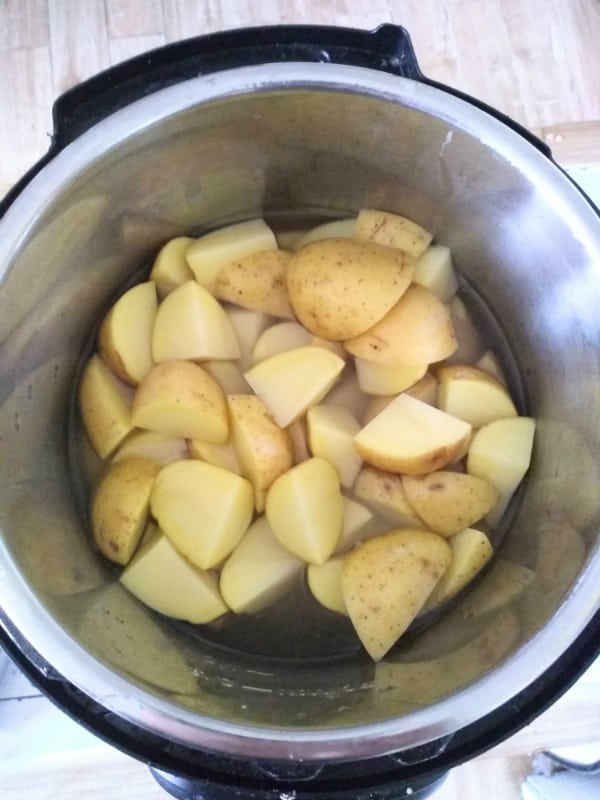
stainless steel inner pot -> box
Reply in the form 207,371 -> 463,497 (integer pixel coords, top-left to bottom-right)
0,59 -> 599,764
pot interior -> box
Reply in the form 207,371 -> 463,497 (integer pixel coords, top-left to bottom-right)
0,64 -> 599,756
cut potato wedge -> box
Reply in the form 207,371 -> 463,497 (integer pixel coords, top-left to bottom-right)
203,360 -> 250,395
344,284 -> 457,365
91,458 -> 160,565
220,516 -> 303,613
353,465 -> 424,527
342,529 -> 452,660
79,354 -> 134,458
437,364 -> 517,427
445,296 -> 485,365
266,457 -> 344,565
121,526 -> 228,623
186,218 -> 277,291
152,280 -> 240,363
334,496 -> 374,554
293,218 -> 356,249
244,345 -> 345,428
132,360 -> 228,442
306,404 -> 362,488
307,557 -> 348,615
98,281 -> 157,385
214,249 -> 294,318
189,437 -> 242,475
354,393 -> 472,475
225,307 -> 272,371
151,460 -> 254,569
412,244 -> 458,302
475,350 -> 506,385
149,236 -> 195,296
112,430 -> 188,466
424,528 -> 493,609
251,321 -> 312,364
355,358 -> 427,396
354,209 -> 432,257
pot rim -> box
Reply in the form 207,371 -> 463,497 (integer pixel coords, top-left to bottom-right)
1,61 -> 599,763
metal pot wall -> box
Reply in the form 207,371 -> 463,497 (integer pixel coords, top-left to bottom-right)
0,24 -> 599,799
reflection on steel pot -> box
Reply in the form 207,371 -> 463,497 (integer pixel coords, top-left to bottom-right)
0,24 -> 599,800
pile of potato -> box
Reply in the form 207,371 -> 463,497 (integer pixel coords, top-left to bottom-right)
79,209 -> 535,662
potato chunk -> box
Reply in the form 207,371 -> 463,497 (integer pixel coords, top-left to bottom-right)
307,557 -> 348,615
306,404 -> 362,488
354,209 -> 432,257
79,354 -> 134,458
424,528 -> 493,609
149,236 -> 195,296
293,218 -> 356,250
353,465 -> 423,527
214,249 -> 294,318
355,358 -> 427,396
112,430 -> 188,466
412,244 -> 458,302
437,365 -> 517,428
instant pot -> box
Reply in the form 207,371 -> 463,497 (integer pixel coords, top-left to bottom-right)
1,24 -> 599,800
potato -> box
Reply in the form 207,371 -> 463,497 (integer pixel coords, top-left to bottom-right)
353,465 -> 423,527
98,281 -> 157,385
151,459 -> 254,569
219,516 -> 303,613
412,244 -> 458,302
91,458 -> 160,565
152,280 -> 240,363
354,209 -> 432,257
307,556 -> 348,615
437,364 -> 517,427
406,372 -> 438,406
424,528 -> 493,609
149,236 -> 195,296
244,345 -> 345,427
189,437 -> 242,475
334,496 -> 374,554
467,417 -> 535,526
112,430 -> 188,466
287,417 -> 311,464
322,368 -> 367,420
475,350 -> 506,385
342,529 -> 452,660
203,359 -> 250,395
306,404 -> 362,488
458,558 -> 535,620
355,358 -> 427,396
266,457 -> 344,565
213,249 -> 294,318
120,526 -> 228,623
344,285 -> 457,365
276,229 -> 305,250
79,354 -> 134,458
354,393 -> 472,475
293,218 -> 356,249
132,360 -> 228,442
185,218 -> 277,292
402,471 -> 499,536
225,307 -> 272,370
444,296 -> 485,365
251,321 -> 312,364
228,394 -> 294,511
286,238 -> 414,340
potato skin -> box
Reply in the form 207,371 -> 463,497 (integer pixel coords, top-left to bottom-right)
286,238 -> 414,341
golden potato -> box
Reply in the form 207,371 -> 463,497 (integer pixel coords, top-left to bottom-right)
437,364 -> 517,428
354,209 -> 433,257
189,437 -> 242,475
424,528 -> 493,609
91,458 -> 160,565
355,358 -> 427,396
293,218 -> 356,250
112,429 -> 188,466
225,307 -> 272,370
79,354 -> 134,458
307,557 -> 348,615
251,321 -> 312,364
202,360 -> 250,395
342,529 -> 452,660
353,465 -> 423,527
286,238 -> 414,340
334,497 -> 374,554
306,404 -> 362,488
132,360 -> 228,442
412,244 -> 458,301
213,249 -> 294,318
149,236 -> 195,296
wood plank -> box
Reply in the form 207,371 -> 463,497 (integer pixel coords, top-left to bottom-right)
532,121 -> 600,164
0,0 -> 49,51
106,0 -> 164,37
108,33 -> 166,65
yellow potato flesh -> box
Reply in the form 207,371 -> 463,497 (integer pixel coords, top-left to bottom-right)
353,465 -> 424,527
293,218 -> 356,250
355,358 -> 427,396
412,244 -> 458,302
186,218 -> 277,292
306,404 -> 362,488
344,284 -> 457,365
219,516 -> 303,613
112,430 -> 188,466
424,528 -> 493,609
342,529 -> 452,660
225,307 -> 272,370
286,238 -> 414,341
354,209 -> 433,257
334,497 -> 374,554
132,360 -> 228,442
79,354 -> 134,458
98,281 -> 157,385
149,236 -> 195,296
307,556 -> 348,615
203,359 -> 250,395
251,321 -> 312,364
214,249 -> 294,318
265,457 -> 344,565
402,471 -> 499,536
437,365 -> 517,428
121,527 -> 228,623
354,393 -> 472,475
150,460 -> 254,569
189,437 -> 242,475
244,345 -> 345,428
91,458 -> 160,565
152,280 -> 240,363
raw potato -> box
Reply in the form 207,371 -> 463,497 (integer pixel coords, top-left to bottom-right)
353,465 -> 423,527
203,360 -> 250,395
121,526 -> 228,623
354,209 -> 433,257
151,459 -> 254,569
467,417 -> 535,526
252,321 -> 312,363
412,244 -> 458,302
354,393 -> 472,475
306,404 -> 362,488
266,457 -> 344,565
355,358 -> 427,396
342,529 -> 452,660
402,471 -> 499,536
214,249 -> 294,318
79,354 -> 134,458
307,557 -> 348,615
189,437 -> 242,475
475,350 -> 506,385
152,280 -> 240,363
445,296 -> 485,365
287,417 -> 311,464
228,394 -> 294,511
98,281 -> 157,385
219,516 -> 303,613
186,218 -> 277,291
225,307 -> 271,370
112,430 -> 188,465
91,458 -> 160,565
334,496 -> 374,554
424,528 -> 493,609
459,558 -> 535,620
149,236 -> 195,296
293,218 -> 356,249
244,345 -> 345,428
287,238 -> 414,340
344,284 -> 457,365
132,360 -> 228,442
437,365 -> 517,427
